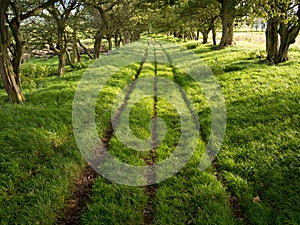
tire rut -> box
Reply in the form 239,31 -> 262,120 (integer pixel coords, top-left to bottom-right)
158,40 -> 245,224
143,42 -> 158,225
58,46 -> 149,225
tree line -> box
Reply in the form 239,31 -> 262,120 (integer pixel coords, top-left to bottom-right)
0,0 -> 299,103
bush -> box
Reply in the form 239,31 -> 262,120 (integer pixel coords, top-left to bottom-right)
74,61 -> 91,70
186,42 -> 200,50
21,63 -> 57,79
247,49 -> 267,59
209,58 -> 225,75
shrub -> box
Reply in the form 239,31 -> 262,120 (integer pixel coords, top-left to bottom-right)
186,42 -> 200,50
247,49 -> 267,59
21,63 -> 57,79
209,58 -> 225,75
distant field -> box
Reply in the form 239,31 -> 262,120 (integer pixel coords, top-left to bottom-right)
206,31 -> 300,49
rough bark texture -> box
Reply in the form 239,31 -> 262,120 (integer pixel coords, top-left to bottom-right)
276,8 -> 300,64
266,18 -> 279,64
56,50 -> 65,77
217,0 -> 234,49
57,25 -> 66,76
0,0 -> 25,103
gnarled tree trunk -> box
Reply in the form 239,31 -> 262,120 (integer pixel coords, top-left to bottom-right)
275,9 -> 300,64
0,1 -> 25,103
0,48 -> 25,103
217,0 -> 234,49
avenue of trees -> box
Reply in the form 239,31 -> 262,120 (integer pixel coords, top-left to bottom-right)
0,0 -> 299,103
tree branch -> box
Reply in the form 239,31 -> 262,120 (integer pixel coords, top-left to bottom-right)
20,0 -> 58,21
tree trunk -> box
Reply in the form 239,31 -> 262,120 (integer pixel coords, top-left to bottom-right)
212,27 -> 217,46
0,1 -> 25,103
217,0 -> 234,49
107,35 -> 113,50
66,49 -> 75,69
58,52 -> 66,77
196,30 -> 200,41
72,28 -> 80,63
114,34 -> 119,48
201,31 -> 209,44
94,31 -> 103,59
266,18 -> 279,64
0,50 -> 25,103
275,14 -> 300,64
78,40 -> 94,59
118,34 -> 123,47
9,17 -> 24,89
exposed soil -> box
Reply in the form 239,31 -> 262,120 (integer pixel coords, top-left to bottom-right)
143,44 -> 158,225
58,166 -> 97,225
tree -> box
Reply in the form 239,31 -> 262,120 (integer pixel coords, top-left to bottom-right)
0,0 -> 56,103
180,0 -> 221,45
253,0 -> 300,63
217,0 -> 235,48
46,0 -> 79,76
217,0 -> 250,49
84,0 -> 119,59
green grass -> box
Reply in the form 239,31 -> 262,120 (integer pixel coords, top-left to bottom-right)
0,35 -> 299,224
158,35 -> 300,224
0,70 -> 87,224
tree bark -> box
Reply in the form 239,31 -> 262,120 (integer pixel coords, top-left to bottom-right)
72,28 -> 80,63
107,35 -> 113,50
114,34 -> 119,48
0,1 -> 25,103
78,40 -> 94,59
202,32 -> 209,44
58,52 -> 66,77
94,31 -> 103,59
266,18 -> 279,64
217,0 -> 234,49
66,49 -> 75,69
275,9 -> 300,64
196,30 -> 200,41
212,27 -> 217,46
0,48 -> 25,103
